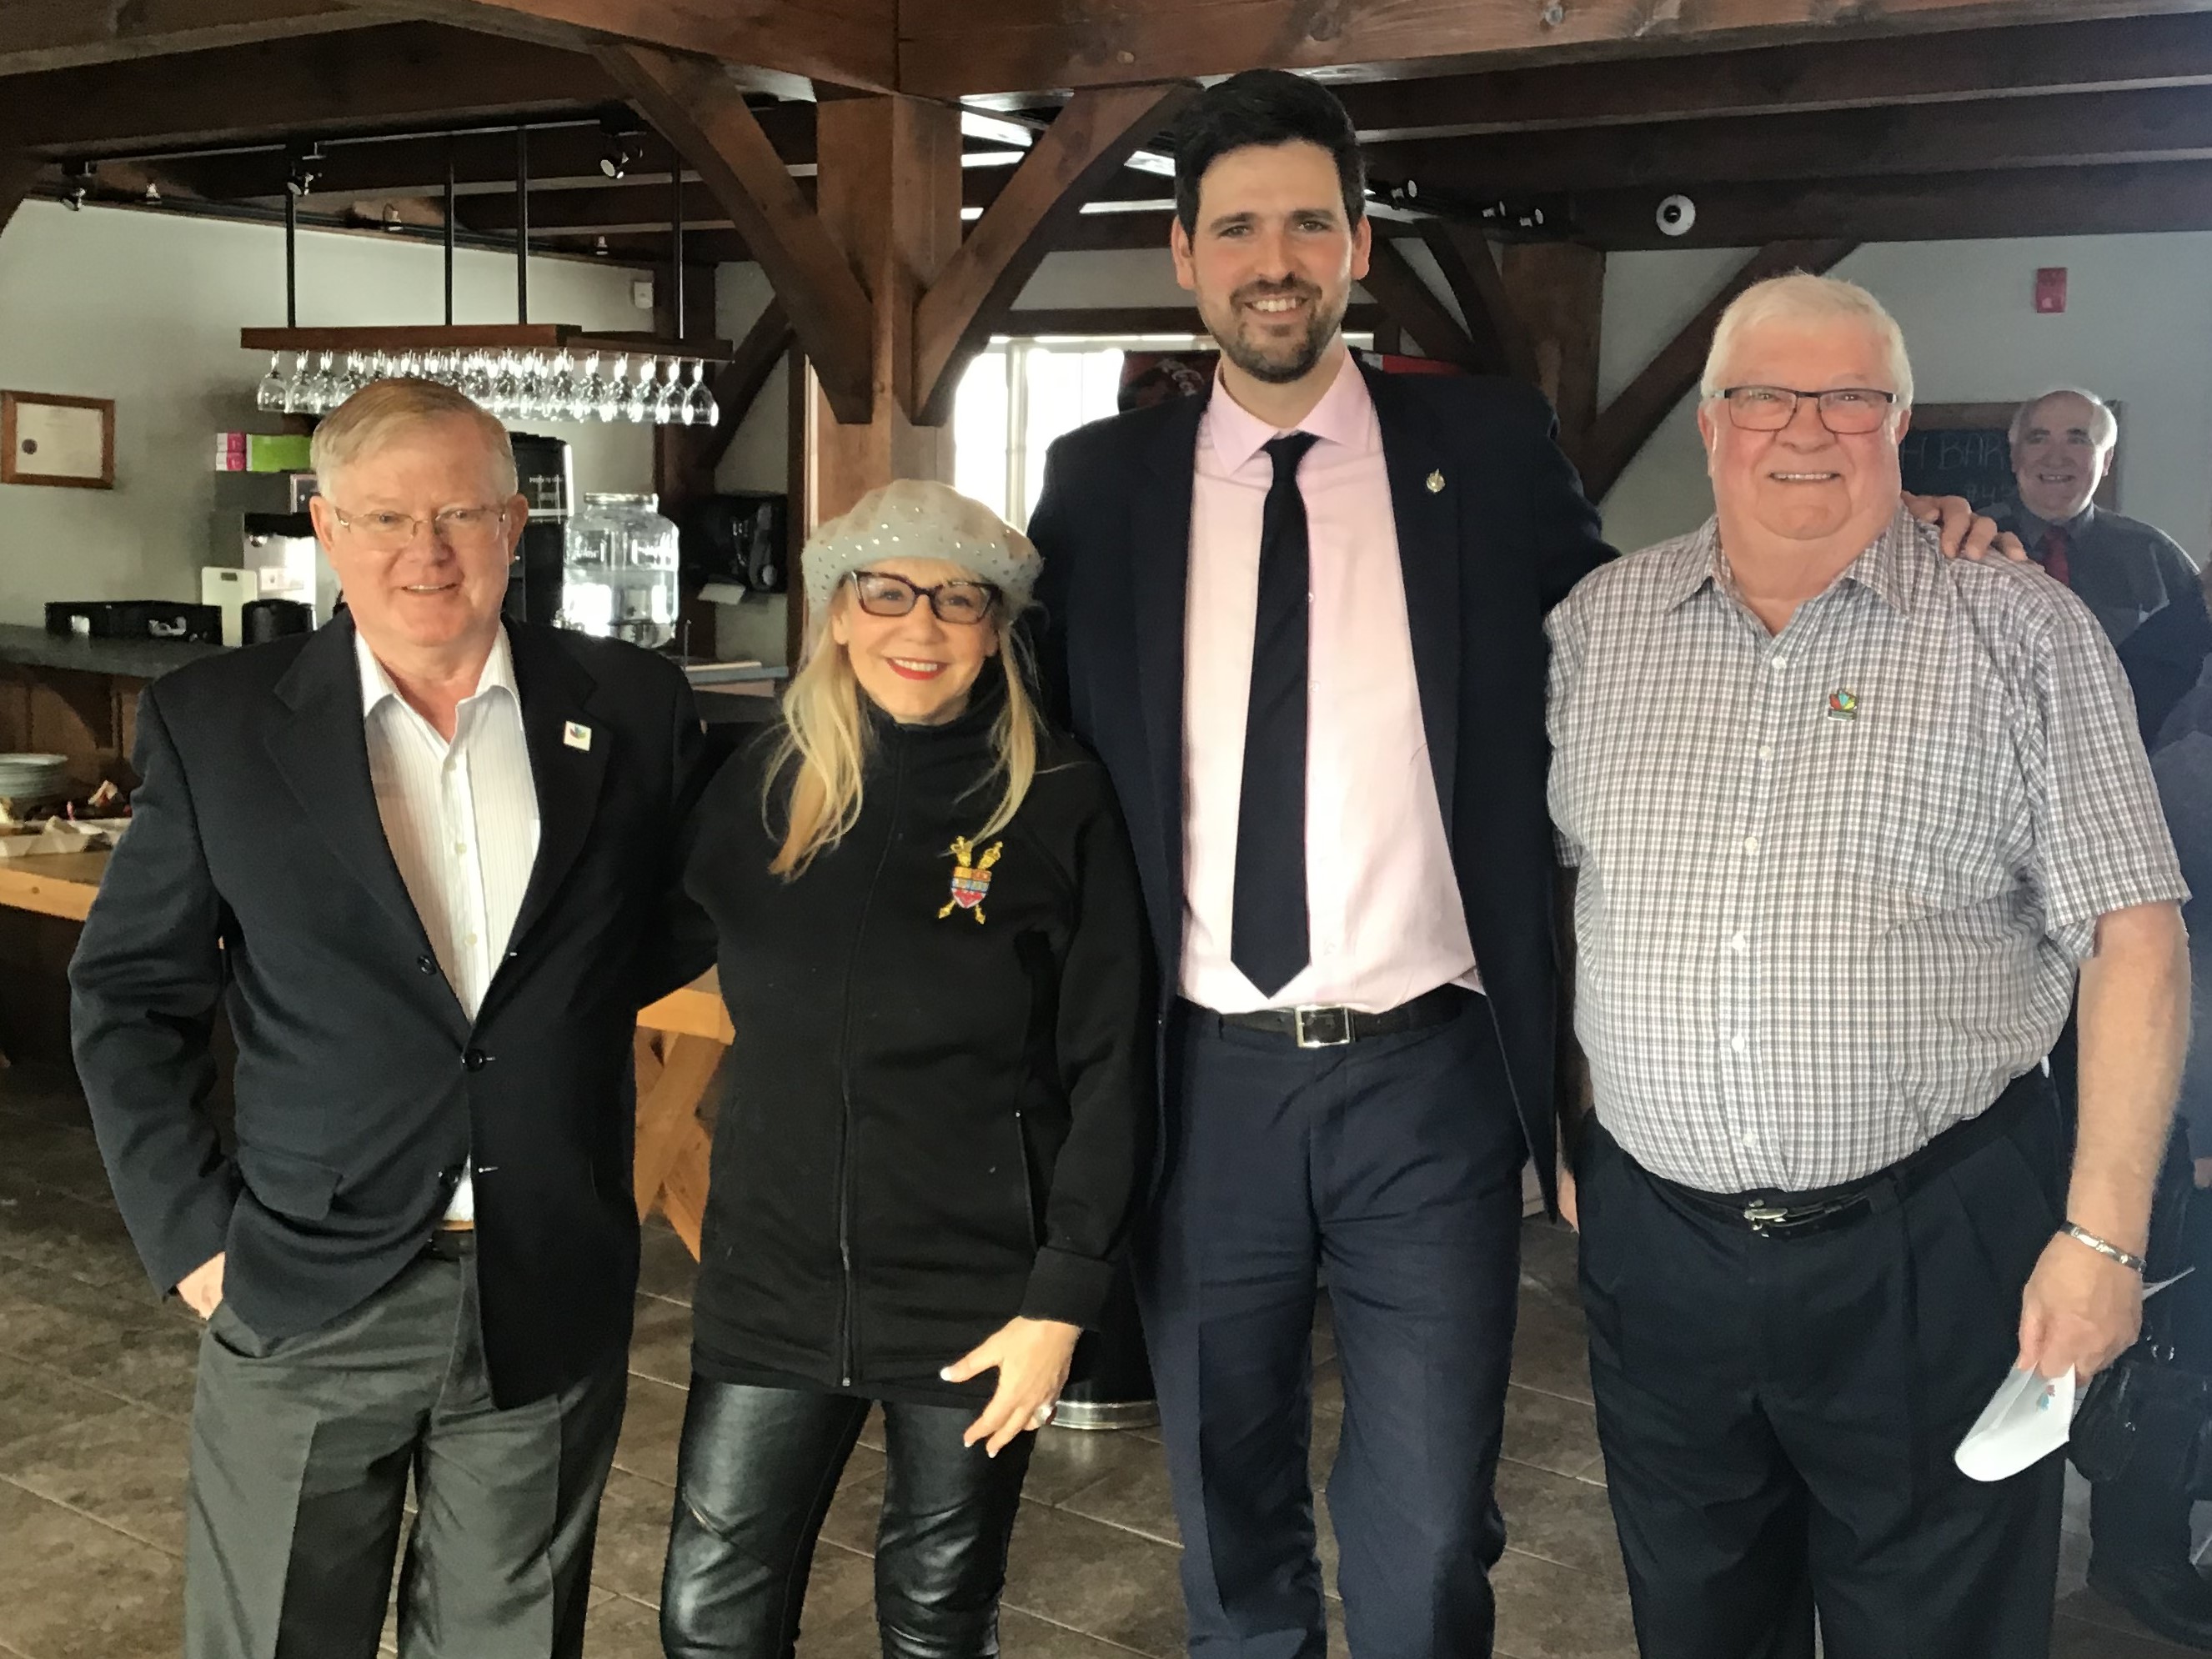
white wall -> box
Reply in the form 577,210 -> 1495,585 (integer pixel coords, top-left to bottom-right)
0,200 -> 657,627
1597,234 -> 2212,562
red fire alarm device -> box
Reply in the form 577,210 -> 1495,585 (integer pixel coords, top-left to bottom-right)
2035,267 -> 2069,313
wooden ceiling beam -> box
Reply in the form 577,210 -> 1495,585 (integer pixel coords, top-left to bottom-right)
912,83 -> 1196,422
1374,84 -> 2212,198
391,0 -> 894,93
3,23 -> 613,156
1416,221 -> 1535,383
1580,238 -> 1856,499
897,0 -> 2212,101
699,298 -> 795,472
164,113 -> 816,205
1355,238 -> 1483,370
1572,158 -> 2212,248
0,0 -> 386,78
1332,13 -> 2212,143
598,43 -> 874,422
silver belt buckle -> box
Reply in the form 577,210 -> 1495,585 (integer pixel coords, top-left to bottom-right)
1743,1202 -> 1790,1234
1292,1006 -> 1354,1049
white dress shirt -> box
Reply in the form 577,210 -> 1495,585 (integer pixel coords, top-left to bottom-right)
1181,353 -> 1479,1014
358,629 -> 540,1221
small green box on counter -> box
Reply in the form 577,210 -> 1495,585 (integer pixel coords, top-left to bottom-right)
213,433 -> 313,473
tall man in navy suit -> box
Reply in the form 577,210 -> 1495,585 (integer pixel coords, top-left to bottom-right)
1026,70 -> 1999,1659
1029,74 -> 1606,1657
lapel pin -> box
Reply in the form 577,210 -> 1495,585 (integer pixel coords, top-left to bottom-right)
1425,469 -> 1446,494
562,720 -> 593,751
1825,689 -> 1859,722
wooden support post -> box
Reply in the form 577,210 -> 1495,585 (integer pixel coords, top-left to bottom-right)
1580,238 -> 1856,499
804,94 -> 963,527
1500,243 -> 1606,466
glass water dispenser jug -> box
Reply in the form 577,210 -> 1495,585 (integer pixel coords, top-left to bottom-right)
559,493 -> 680,648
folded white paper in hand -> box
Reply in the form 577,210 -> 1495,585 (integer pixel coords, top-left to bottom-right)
1954,1366 -> 2074,1482
1953,1269 -> 2194,1482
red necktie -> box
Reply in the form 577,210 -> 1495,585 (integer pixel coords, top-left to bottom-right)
2041,526 -> 2072,587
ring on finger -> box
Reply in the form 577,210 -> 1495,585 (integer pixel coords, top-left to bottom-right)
1029,1401 -> 1056,1428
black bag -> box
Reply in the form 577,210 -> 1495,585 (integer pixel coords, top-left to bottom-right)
2069,1142 -> 2212,1496
2070,1332 -> 2212,1498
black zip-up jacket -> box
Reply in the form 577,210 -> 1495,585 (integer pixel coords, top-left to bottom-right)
682,684 -> 1151,1401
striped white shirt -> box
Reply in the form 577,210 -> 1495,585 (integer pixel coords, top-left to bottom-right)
357,629 -> 540,1221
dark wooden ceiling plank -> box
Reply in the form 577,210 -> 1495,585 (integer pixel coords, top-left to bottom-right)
0,0 -> 383,78
4,23 -> 614,156
395,0 -> 894,93
1372,83 -> 2212,198
1332,13 -> 2212,143
897,0 -> 2212,101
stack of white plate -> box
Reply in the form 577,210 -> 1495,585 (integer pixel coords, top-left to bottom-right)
0,753 -> 68,807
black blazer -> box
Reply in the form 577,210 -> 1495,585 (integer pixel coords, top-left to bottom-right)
69,616 -> 710,1406
1026,361 -> 1613,1204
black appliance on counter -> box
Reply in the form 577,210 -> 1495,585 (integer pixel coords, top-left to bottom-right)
46,600 -> 223,644
242,598 -> 314,644
502,432 -> 576,627
681,493 -> 789,596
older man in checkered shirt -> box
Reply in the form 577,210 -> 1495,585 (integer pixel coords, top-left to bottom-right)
1547,273 -> 2188,1659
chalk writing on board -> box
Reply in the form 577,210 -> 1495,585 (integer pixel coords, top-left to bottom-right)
1899,426 -> 2016,512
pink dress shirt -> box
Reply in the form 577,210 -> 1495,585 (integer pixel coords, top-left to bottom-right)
1181,353 -> 1480,1014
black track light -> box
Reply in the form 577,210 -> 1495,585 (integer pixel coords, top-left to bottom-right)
284,144 -> 324,198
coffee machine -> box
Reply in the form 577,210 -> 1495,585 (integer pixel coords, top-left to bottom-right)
503,432 -> 576,626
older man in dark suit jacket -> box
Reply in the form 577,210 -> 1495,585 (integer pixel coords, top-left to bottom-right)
1990,388 -> 2212,741
70,379 -> 709,1659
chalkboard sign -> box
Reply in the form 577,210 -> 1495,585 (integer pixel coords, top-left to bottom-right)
1899,400 -> 2121,513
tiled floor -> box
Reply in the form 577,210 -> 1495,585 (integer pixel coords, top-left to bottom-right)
0,1060 -> 2196,1658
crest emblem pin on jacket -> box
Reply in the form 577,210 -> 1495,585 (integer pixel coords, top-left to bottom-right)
938,836 -> 1002,923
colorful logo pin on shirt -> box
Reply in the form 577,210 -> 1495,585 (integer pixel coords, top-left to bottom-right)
1826,689 -> 1858,721
938,836 -> 1003,924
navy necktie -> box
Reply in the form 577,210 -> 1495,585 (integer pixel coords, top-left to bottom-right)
1231,432 -> 1320,998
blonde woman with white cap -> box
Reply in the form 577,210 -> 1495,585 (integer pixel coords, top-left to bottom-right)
661,479 -> 1151,1659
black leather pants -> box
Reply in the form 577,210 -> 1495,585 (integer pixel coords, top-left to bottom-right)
660,1379 -> 1036,1659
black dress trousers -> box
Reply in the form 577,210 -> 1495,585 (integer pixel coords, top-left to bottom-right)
1135,994 -> 1525,1659
1574,1092 -> 2069,1659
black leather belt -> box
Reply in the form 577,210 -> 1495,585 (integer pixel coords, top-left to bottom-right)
1198,985 -> 1469,1050
1652,1068 -> 2052,1237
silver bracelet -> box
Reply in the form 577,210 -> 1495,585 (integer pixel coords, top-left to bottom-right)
2060,1222 -> 2148,1275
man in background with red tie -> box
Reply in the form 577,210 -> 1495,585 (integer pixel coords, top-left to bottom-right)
1992,388 -> 2209,741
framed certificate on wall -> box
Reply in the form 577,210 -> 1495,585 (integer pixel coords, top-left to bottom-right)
2,391 -> 115,489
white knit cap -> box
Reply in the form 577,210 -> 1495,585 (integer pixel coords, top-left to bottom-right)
802,479 -> 1041,619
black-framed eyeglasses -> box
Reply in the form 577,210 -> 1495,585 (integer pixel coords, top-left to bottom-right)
846,570 -> 1000,626
1713,385 -> 1899,435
